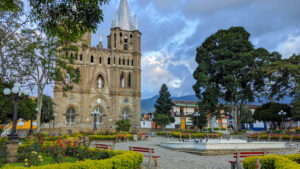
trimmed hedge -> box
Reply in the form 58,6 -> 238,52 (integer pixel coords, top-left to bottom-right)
171,132 -> 222,138
243,154 -> 300,169
3,151 -> 143,169
88,134 -> 133,140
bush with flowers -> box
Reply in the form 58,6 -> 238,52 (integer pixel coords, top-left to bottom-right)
24,151 -> 43,167
47,139 -> 66,164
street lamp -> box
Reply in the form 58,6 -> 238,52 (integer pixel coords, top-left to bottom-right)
278,110 -> 286,129
3,82 -> 30,141
194,112 -> 200,130
91,110 -> 100,131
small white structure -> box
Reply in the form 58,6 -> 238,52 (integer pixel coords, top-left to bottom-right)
141,121 -> 152,128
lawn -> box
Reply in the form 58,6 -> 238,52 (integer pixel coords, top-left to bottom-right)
2,153 -> 78,168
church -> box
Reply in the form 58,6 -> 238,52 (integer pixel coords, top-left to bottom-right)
52,0 -> 141,131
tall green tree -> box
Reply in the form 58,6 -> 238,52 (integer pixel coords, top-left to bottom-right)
40,95 -> 55,124
153,84 -> 174,129
253,102 -> 291,130
263,54 -> 300,120
193,27 -> 271,131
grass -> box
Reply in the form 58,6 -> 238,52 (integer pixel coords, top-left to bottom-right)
3,153 -> 78,168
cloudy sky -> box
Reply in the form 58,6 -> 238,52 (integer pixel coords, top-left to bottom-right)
91,0 -> 300,99
24,0 -> 300,99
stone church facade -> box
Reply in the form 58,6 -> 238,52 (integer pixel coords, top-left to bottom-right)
53,0 -> 141,131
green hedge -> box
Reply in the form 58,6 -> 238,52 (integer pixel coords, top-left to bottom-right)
171,132 -> 222,138
88,134 -> 133,140
3,151 -> 143,169
243,154 -> 300,169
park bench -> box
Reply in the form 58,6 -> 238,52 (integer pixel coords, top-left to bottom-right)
129,146 -> 160,167
95,143 -> 112,150
116,134 -> 128,142
229,152 -> 267,169
206,133 -> 219,139
138,133 -> 149,141
268,134 -> 282,141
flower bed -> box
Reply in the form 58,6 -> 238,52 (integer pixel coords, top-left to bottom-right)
88,134 -> 133,141
243,154 -> 300,169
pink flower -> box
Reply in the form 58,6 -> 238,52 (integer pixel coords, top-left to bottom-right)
58,139 -> 62,143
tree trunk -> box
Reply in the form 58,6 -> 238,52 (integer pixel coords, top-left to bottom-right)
36,88 -> 44,133
233,104 -> 239,132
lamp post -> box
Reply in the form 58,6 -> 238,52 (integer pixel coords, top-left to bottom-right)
91,110 -> 99,131
3,82 -> 30,141
3,82 -> 30,163
194,112 -> 200,130
278,110 -> 286,129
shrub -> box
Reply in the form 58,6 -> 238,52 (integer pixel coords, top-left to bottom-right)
116,120 -> 131,132
3,151 -> 143,169
25,151 -> 43,167
243,154 -> 300,169
18,142 -> 42,161
48,139 -> 66,163
0,138 -> 7,168
157,132 -> 166,136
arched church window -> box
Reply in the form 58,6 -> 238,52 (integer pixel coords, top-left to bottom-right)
119,58 -> 121,65
124,35 -> 128,43
75,53 -> 78,60
91,55 -> 94,63
132,59 -> 134,66
108,57 -> 111,65
123,59 -> 125,65
80,54 -> 83,61
114,57 -> 116,64
128,73 -> 131,88
120,72 -> 125,88
99,57 -> 102,64
66,73 -> 71,84
66,52 -> 68,58
124,44 -> 128,50
66,107 -> 76,126
121,109 -> 129,120
127,59 -> 129,65
96,75 -> 105,89
92,107 -> 104,127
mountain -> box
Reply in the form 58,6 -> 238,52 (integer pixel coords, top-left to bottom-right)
141,95 -> 198,114
140,95 -> 292,114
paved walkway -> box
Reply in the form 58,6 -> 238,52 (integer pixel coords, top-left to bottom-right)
96,137 -> 233,169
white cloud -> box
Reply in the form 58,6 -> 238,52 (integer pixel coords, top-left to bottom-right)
168,79 -> 182,89
278,35 -> 300,58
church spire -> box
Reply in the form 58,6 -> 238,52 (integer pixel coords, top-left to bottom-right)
111,0 -> 138,31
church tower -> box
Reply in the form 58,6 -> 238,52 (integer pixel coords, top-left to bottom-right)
52,0 -> 141,132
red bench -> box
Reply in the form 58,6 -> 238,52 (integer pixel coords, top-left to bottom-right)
129,146 -> 160,167
138,133 -> 149,141
229,152 -> 266,169
95,143 -> 112,150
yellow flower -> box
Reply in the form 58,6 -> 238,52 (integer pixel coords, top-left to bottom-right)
38,155 -> 42,158
25,163 -> 28,166
24,158 -> 28,162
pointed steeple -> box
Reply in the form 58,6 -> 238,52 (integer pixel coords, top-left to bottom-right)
133,15 -> 139,30
111,0 -> 138,31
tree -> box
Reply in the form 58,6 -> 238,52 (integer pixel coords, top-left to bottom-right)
240,106 -> 254,126
193,27 -> 270,132
189,111 -> 207,130
116,120 -> 131,132
264,54 -> 300,120
253,102 -> 291,130
153,84 -> 174,129
40,95 -> 55,124
152,114 -> 170,129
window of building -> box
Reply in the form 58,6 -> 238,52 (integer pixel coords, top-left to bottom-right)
128,73 -> 131,88
66,52 -> 68,58
91,55 -> 94,63
124,44 -> 128,50
123,59 -> 125,65
108,57 -> 111,65
180,107 -> 184,116
119,58 -> 121,65
80,54 -> 83,61
120,72 -> 125,88
99,57 -> 102,64
92,107 -> 104,127
121,109 -> 129,120
127,59 -> 129,65
75,68 -> 80,80
75,53 -> 78,60
66,107 -> 76,126
132,59 -> 134,66
114,57 -> 116,64
66,73 -> 71,84
71,53 -> 73,59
